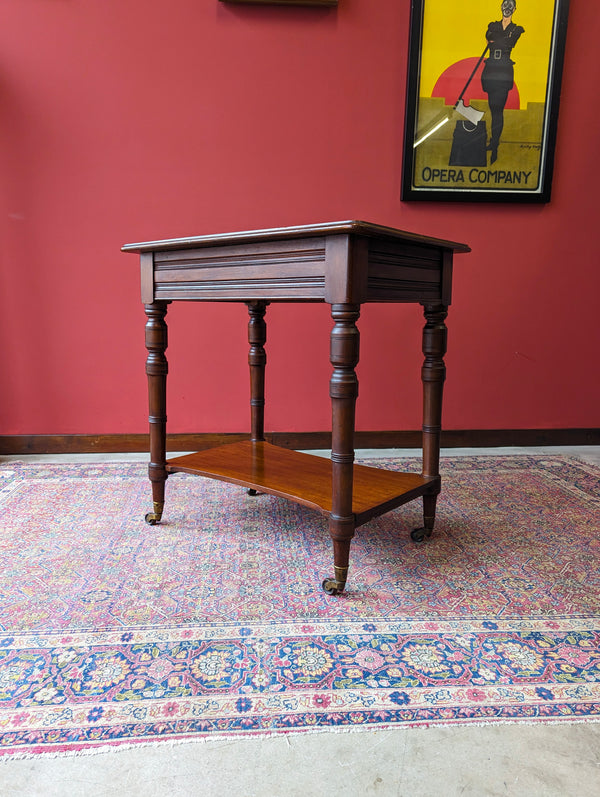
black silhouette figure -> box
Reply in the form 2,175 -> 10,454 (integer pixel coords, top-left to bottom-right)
481,0 -> 524,163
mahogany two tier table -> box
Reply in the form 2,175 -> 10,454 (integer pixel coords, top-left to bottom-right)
123,220 -> 470,594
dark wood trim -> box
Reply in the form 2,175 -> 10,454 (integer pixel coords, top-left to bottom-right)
1,429 -> 599,455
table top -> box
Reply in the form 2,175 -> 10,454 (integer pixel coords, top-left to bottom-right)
122,220 -> 470,255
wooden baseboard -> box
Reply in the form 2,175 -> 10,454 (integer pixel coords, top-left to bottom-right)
1,429 -> 599,455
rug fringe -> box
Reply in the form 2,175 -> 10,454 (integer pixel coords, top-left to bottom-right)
2,716 -> 599,761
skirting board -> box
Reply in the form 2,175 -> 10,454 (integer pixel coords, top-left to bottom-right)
1,429 -> 599,455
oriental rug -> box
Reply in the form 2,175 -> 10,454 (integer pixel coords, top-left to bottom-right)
0,455 -> 599,758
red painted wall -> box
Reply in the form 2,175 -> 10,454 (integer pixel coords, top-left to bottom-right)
1,1 -> 598,436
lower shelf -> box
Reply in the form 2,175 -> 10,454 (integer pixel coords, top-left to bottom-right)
166,441 -> 438,526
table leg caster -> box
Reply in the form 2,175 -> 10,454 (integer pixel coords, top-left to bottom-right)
410,526 -> 432,542
322,566 -> 348,595
247,488 -> 258,496
145,502 -> 164,525
412,498 -> 436,542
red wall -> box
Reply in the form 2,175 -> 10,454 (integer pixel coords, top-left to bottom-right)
1,1 -> 598,436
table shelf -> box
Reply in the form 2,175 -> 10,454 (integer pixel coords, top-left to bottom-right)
167,441 -> 438,526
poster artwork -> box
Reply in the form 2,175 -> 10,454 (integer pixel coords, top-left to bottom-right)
403,0 -> 569,201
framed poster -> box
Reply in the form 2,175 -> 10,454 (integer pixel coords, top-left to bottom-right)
401,0 -> 570,202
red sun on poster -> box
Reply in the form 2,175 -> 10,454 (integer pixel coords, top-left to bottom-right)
431,58 -> 521,110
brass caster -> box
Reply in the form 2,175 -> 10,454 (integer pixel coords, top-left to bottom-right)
411,527 -> 432,543
145,502 -> 164,526
322,566 -> 348,595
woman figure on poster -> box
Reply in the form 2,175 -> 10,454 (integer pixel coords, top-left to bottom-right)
481,0 -> 524,163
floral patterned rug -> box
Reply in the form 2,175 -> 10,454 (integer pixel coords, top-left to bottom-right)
0,455 -> 599,757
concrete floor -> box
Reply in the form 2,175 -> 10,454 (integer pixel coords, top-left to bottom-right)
1,447 -> 599,796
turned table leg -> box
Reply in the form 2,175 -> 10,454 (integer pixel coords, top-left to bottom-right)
144,301 -> 169,525
246,301 -> 268,495
247,301 -> 268,442
412,303 -> 448,542
323,303 -> 360,595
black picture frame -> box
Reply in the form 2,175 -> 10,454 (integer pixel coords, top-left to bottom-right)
401,0 -> 570,203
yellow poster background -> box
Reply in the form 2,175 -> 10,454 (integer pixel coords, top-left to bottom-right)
412,0 -> 558,192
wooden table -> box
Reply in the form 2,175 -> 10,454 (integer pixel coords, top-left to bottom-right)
123,220 -> 470,594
